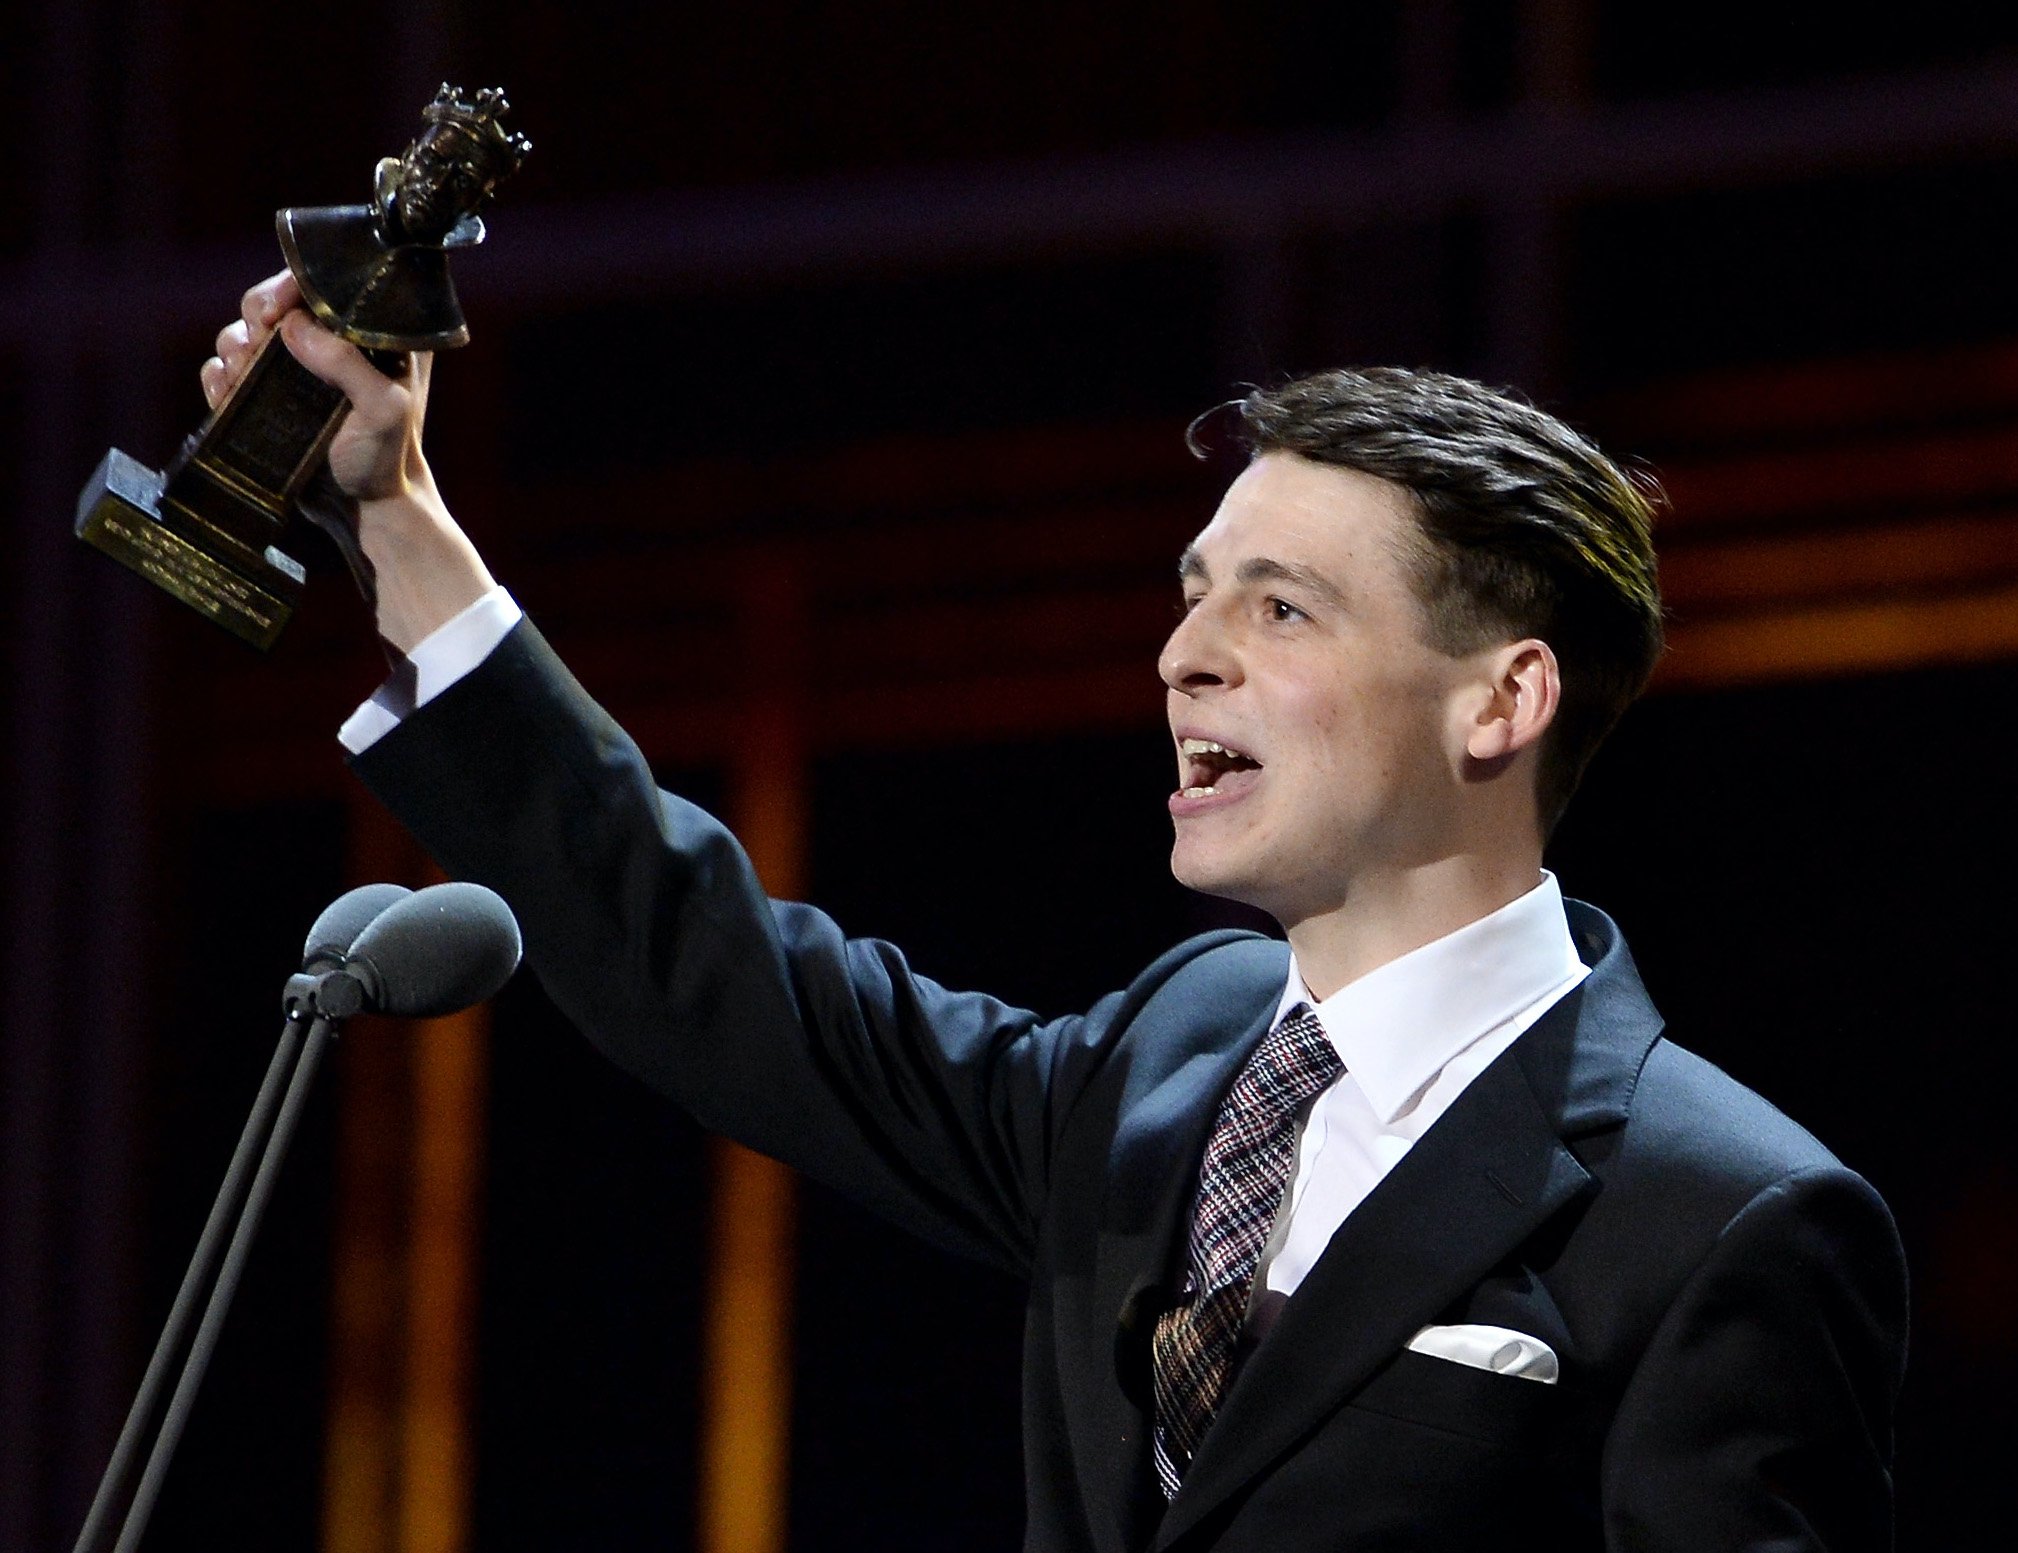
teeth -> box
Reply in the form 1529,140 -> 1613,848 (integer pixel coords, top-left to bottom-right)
1179,738 -> 1249,760
1180,785 -> 1219,798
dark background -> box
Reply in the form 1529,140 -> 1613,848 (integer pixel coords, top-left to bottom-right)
6,2 -> 2018,1549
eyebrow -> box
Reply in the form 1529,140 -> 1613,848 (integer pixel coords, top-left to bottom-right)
1177,547 -> 1351,611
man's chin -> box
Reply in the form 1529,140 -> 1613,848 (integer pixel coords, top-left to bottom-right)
1168,847 -> 1271,913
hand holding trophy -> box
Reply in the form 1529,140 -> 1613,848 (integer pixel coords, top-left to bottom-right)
76,85 -> 529,649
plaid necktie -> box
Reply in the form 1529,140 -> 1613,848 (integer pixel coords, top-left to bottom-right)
1150,1004 -> 1341,1498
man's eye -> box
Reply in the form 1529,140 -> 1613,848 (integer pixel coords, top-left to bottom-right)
1177,594 -> 1205,616
1268,597 -> 1305,622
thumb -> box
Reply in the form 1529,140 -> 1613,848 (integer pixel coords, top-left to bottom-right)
278,311 -> 403,423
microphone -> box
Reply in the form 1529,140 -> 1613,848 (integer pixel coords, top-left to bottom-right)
72,879 -> 520,1553
301,881 -> 413,971
320,880 -> 523,1018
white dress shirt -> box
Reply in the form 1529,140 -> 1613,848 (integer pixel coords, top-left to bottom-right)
1252,874 -> 1590,1303
338,586 -> 523,754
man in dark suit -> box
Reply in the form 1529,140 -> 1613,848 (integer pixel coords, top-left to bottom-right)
204,274 -> 1907,1549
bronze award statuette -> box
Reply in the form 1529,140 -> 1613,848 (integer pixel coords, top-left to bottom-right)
75,84 -> 530,650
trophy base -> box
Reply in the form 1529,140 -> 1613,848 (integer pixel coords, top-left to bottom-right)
76,448 -> 306,652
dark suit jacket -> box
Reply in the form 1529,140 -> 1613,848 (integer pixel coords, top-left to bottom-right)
354,621 -> 1908,1551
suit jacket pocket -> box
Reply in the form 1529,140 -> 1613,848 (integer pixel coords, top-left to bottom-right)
1345,1346 -> 1562,1451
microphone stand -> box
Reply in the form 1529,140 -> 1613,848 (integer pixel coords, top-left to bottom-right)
71,970 -> 362,1553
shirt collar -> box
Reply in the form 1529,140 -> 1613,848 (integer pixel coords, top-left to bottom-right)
1274,872 -> 1588,1125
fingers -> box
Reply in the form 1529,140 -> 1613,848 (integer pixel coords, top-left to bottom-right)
406,350 -> 434,417
214,317 -> 254,374
202,318 -> 260,411
200,355 -> 230,411
200,276 -> 436,504
201,271 -> 303,411
241,270 -> 301,335
278,310 -> 408,426
202,294 -> 422,435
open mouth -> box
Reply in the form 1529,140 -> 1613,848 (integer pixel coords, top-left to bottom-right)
1177,737 -> 1262,798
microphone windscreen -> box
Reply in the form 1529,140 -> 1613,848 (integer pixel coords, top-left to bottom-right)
302,882 -> 414,971
346,881 -> 523,1018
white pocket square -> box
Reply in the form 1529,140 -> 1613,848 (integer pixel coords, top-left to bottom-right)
1406,1323 -> 1560,1384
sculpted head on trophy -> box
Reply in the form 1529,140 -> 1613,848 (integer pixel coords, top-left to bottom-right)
373,83 -> 532,247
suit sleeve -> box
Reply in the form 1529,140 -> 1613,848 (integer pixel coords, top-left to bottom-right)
1599,1163 -> 1909,1551
349,619 -> 1181,1276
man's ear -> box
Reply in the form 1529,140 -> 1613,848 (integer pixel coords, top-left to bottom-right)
1465,639 -> 1559,764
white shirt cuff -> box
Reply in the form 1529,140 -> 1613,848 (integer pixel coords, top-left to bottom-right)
338,587 -> 524,754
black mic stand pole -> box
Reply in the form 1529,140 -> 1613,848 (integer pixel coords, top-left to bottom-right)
71,971 -> 362,1553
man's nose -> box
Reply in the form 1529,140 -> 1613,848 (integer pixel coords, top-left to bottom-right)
1158,603 -> 1237,695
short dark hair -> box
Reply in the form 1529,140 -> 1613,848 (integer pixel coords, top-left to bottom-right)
1223,366 -> 1664,834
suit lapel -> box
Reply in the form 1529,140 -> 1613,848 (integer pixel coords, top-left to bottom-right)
1151,1047 -> 1593,1547
1150,901 -> 1661,1549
